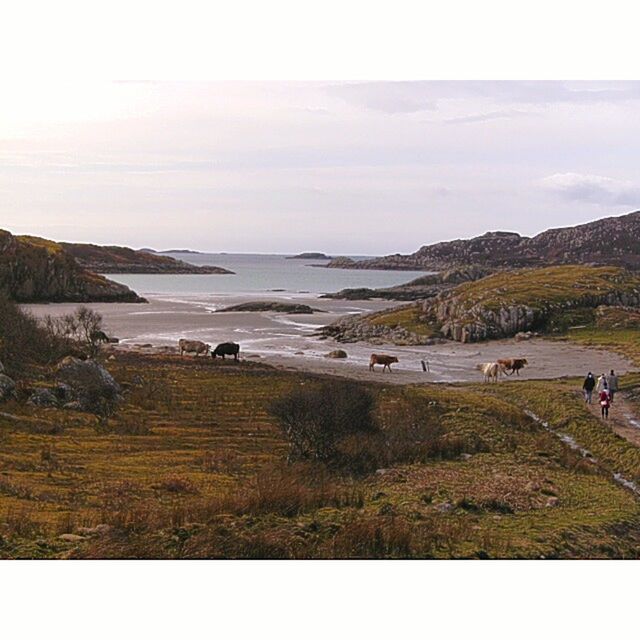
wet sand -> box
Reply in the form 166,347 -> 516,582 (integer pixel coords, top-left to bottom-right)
25,295 -> 637,384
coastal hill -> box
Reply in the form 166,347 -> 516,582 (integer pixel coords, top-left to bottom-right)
61,243 -> 233,274
323,265 -> 640,344
327,210 -> 640,271
0,230 -> 144,303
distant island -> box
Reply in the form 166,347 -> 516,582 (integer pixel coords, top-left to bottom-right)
160,249 -> 204,255
61,243 -> 233,274
286,252 -> 333,260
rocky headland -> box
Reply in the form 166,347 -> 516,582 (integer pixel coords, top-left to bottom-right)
62,243 -> 233,274
322,265 -> 640,345
0,230 -> 144,303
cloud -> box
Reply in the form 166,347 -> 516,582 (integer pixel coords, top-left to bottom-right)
540,172 -> 640,206
444,109 -> 529,125
325,81 -> 640,114
325,82 -> 438,114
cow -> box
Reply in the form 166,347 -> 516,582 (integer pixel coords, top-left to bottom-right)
212,342 -> 240,360
90,330 -> 110,344
477,362 -> 500,383
178,339 -> 210,356
497,358 -> 528,376
369,354 -> 398,373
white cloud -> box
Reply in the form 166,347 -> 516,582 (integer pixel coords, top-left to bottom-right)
541,173 -> 640,206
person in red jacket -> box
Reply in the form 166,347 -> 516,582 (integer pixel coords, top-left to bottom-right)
599,383 -> 611,419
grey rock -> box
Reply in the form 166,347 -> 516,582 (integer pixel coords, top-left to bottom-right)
324,349 -> 347,359
27,388 -> 59,407
0,374 -> 16,402
56,358 -> 121,413
435,501 -> 455,513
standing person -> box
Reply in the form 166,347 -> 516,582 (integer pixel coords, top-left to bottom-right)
599,383 -> 611,419
608,369 -> 619,403
596,373 -> 607,394
582,372 -> 596,404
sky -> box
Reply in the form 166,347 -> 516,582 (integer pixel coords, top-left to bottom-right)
2,81 -> 640,255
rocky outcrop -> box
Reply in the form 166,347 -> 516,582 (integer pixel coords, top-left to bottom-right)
217,301 -> 322,314
56,358 -> 122,413
323,265 -> 493,301
321,312 -> 441,346
0,373 -> 16,402
325,256 -> 358,269
323,265 -> 640,344
61,243 -> 233,274
0,230 -> 144,302
420,267 -> 640,343
324,349 -> 348,358
325,210 -> 640,272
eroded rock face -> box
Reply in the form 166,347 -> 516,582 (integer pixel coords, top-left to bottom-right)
423,284 -> 640,343
56,358 -> 121,413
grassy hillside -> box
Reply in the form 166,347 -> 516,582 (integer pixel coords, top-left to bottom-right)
352,265 -> 640,344
2,352 -> 640,559
450,265 -> 640,312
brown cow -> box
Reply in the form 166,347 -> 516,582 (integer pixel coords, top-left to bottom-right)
497,358 -> 528,376
178,339 -> 210,356
369,354 -> 399,372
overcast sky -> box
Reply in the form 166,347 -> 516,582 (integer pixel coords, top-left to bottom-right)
2,81 -> 639,254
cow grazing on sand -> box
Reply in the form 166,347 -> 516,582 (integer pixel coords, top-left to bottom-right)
477,362 -> 500,383
497,358 -> 528,376
178,339 -> 210,356
212,342 -> 240,360
369,354 -> 399,373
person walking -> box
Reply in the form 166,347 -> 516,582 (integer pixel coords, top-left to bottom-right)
583,372 -> 596,404
599,383 -> 611,419
608,369 -> 619,403
596,373 -> 607,394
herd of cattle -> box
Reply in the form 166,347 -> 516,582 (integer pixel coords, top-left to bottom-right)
176,340 -> 528,381
178,339 -> 240,360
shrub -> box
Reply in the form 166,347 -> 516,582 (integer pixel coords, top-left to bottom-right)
269,381 -> 378,465
0,295 -> 72,375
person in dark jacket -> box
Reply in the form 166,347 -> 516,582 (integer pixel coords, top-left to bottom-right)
607,369 -> 619,403
582,372 -> 596,404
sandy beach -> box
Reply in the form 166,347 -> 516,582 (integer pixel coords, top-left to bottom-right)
26,295 -> 636,384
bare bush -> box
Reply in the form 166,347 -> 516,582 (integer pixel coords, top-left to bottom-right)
269,381 -> 378,466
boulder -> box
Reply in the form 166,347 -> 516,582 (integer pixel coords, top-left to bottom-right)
324,349 -> 348,359
56,358 -> 121,413
27,388 -> 59,408
0,374 -> 16,402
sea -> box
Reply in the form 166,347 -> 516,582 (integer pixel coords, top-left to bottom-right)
104,252 -> 425,297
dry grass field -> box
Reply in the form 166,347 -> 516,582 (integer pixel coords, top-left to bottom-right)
2,351 -> 640,559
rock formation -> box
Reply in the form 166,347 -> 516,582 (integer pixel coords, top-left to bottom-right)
0,230 -> 144,303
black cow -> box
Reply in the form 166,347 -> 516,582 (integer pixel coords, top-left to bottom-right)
90,330 -> 110,344
212,342 -> 240,360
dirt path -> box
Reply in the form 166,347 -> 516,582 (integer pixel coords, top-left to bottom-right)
584,393 -> 640,448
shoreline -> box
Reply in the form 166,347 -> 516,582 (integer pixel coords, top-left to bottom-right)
25,294 -> 637,385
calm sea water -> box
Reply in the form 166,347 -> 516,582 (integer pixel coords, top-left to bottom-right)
105,252 -> 426,296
